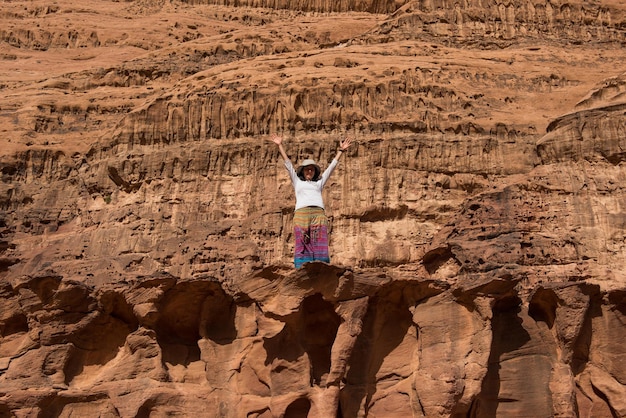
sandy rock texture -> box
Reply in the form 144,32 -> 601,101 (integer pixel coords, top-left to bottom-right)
1,0 -> 626,416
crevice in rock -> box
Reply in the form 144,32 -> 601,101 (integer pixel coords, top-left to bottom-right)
422,245 -> 457,275
263,320 -> 304,366
473,295 -> 529,417
358,204 -> 409,223
262,292 -> 341,388
284,397 -> 311,418
300,293 -> 341,386
0,311 -> 28,336
107,166 -> 142,193
528,287 -> 558,328
0,282 -> 29,337
199,283 -> 237,346
156,280 -> 235,366
99,289 -> 139,331
571,285 -> 603,377
339,283 -> 415,416
608,289 -> 626,316
135,397 -> 158,418
60,306 -> 137,385
0,256 -> 19,272
590,383 -> 620,418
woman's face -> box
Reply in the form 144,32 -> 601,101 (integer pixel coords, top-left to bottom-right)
303,165 -> 316,180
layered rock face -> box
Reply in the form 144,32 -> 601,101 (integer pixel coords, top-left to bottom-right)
1,0 -> 626,417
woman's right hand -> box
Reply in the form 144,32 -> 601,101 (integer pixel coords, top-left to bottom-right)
270,133 -> 283,145
271,133 -> 290,161
339,136 -> 353,151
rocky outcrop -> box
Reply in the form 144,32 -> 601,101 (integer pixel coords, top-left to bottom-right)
185,0 -> 402,14
373,0 -> 626,44
2,0 -> 626,417
2,262 -> 625,416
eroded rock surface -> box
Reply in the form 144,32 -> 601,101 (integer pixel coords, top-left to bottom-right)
1,0 -> 626,417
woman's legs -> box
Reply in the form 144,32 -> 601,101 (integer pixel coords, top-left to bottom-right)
293,207 -> 330,268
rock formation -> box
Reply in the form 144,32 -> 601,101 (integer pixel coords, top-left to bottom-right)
1,0 -> 626,416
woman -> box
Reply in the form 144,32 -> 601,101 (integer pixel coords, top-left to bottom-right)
271,133 -> 353,268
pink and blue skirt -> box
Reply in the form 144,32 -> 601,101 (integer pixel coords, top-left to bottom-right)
293,206 -> 330,268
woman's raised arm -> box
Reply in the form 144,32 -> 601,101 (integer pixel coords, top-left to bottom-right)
271,133 -> 290,162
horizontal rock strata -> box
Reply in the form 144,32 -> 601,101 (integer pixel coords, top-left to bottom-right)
1,0 -> 626,417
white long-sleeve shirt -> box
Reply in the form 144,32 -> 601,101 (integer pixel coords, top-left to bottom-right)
284,159 -> 339,210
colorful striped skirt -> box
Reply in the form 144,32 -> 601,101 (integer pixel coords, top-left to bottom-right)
293,206 -> 330,269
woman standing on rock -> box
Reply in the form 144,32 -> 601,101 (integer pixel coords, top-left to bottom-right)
271,133 -> 353,269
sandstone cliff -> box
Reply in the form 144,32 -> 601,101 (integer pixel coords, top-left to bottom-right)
1,0 -> 626,417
